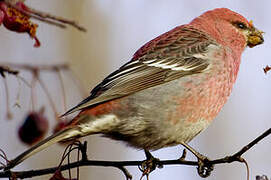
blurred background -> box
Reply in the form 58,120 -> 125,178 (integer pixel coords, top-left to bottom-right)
0,0 -> 270,179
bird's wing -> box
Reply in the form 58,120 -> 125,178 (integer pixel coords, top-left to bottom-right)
62,26 -> 218,116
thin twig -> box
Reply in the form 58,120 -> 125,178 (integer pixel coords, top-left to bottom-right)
0,63 -> 70,117
210,128 -> 271,164
25,5 -> 86,32
2,78 -> 12,119
67,143 -> 73,179
0,149 -> 8,165
36,75 -> 59,118
65,69 -> 88,97
16,75 -> 31,88
4,0 -> 86,31
0,66 -> 19,78
13,77 -> 22,108
118,166 -> 132,180
240,158 -> 250,180
56,69 -> 67,113
0,63 -> 69,72
30,73 -> 37,111
76,144 -> 80,180
0,128 -> 270,179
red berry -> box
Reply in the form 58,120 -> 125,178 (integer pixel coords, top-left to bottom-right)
18,112 -> 49,145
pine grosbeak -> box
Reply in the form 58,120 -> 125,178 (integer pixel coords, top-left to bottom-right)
6,8 -> 264,169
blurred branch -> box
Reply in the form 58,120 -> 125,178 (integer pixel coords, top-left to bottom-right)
3,0 -> 87,32
0,128 -> 270,179
0,63 -> 73,119
0,63 -> 69,72
0,66 -> 19,78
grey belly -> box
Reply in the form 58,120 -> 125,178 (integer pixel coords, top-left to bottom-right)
105,76 -> 211,150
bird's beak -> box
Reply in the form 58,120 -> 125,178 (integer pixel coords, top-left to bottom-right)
247,27 -> 264,48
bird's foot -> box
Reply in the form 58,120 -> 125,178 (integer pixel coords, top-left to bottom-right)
197,155 -> 214,178
181,143 -> 214,178
139,150 -> 162,180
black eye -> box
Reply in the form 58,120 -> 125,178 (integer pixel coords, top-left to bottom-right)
236,22 -> 247,29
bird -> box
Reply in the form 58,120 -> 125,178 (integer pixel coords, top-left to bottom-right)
5,8 -> 264,170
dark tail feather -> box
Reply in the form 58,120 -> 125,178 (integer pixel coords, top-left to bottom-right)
5,127 -> 79,170
60,96 -> 93,117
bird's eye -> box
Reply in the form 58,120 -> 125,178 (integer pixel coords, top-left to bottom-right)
235,22 -> 247,29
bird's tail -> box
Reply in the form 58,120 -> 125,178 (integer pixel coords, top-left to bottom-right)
4,127 -> 81,170
3,113 -> 117,170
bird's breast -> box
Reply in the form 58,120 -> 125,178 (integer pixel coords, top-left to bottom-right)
169,48 -> 239,126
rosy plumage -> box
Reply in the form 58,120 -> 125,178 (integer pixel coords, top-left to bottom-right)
6,8 -> 264,170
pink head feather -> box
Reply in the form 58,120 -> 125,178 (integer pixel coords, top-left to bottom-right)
190,8 -> 250,53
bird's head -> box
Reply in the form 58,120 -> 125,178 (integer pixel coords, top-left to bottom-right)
190,8 -> 264,50
231,19 -> 264,48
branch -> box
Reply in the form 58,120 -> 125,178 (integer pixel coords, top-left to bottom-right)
3,0 -> 87,32
0,66 -> 19,78
0,159 -> 197,179
210,127 -> 271,164
0,63 -> 69,72
0,128 -> 270,179
0,63 -> 73,119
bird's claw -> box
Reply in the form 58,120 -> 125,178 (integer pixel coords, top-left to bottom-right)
180,143 -> 214,177
139,151 -> 162,180
197,156 -> 214,178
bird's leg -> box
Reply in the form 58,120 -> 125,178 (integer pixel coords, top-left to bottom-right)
144,150 -> 153,160
180,143 -> 214,178
139,150 -> 162,180
180,142 -> 207,160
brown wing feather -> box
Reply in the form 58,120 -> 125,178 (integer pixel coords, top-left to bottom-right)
62,26 -> 217,116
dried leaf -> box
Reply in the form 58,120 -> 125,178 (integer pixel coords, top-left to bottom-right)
0,2 -> 40,47
49,170 -> 77,180
263,65 -> 271,74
